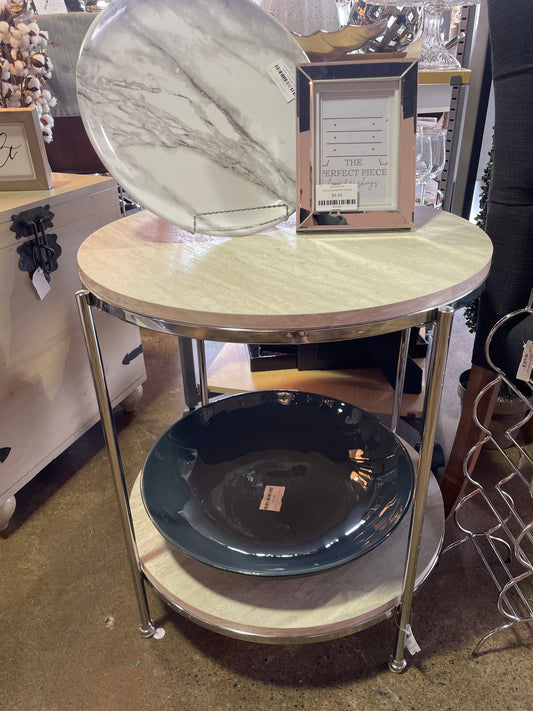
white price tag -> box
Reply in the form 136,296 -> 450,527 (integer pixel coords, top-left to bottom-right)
516,340 -> 533,382
32,267 -> 51,300
267,60 -> 296,103
405,624 -> 421,656
259,485 -> 285,512
315,183 -> 358,212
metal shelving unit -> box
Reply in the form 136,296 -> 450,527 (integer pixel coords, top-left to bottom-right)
447,2 -> 492,217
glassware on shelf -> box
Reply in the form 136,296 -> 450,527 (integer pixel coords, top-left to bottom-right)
348,2 -> 423,54
415,127 -> 432,202
416,0 -> 482,71
422,127 -> 447,206
348,0 -> 484,70
336,0 -> 353,26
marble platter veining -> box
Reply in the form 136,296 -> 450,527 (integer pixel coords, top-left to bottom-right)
76,0 -> 308,236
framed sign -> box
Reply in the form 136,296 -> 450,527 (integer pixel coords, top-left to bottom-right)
296,58 -> 418,232
31,0 -> 68,13
0,107 -> 52,191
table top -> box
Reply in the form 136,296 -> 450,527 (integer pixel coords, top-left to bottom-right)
77,207 -> 492,343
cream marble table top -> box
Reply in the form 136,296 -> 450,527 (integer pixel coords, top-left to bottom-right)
77,207 -> 492,342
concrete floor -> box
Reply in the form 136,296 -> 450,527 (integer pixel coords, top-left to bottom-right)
2,319 -> 532,711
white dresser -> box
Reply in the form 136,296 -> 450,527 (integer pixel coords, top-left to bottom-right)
0,173 -> 146,529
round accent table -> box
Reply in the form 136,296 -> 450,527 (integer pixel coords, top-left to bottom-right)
76,206 -> 492,672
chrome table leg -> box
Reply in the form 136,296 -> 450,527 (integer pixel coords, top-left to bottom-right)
76,289 -> 156,638
389,306 -> 454,672
196,339 -> 210,406
391,328 -> 410,434
178,336 -> 200,410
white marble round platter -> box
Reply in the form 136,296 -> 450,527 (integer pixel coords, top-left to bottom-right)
76,0 -> 307,236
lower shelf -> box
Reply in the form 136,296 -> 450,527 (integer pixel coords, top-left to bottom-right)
129,450 -> 444,644
207,343 -> 425,418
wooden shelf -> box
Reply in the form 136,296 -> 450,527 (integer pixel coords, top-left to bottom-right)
419,69 -> 471,85
208,343 -> 425,417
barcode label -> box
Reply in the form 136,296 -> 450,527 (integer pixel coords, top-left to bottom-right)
267,60 -> 296,103
517,340 -> 533,381
317,199 -> 358,206
315,183 -> 358,213
259,485 -> 286,512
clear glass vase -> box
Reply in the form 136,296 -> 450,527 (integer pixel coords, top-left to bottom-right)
419,3 -> 461,70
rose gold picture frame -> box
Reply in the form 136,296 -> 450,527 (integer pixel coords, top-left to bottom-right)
296,58 -> 418,232
0,106 -> 52,191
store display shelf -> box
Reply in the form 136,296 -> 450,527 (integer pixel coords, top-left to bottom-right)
419,69 -> 471,85
418,70 -> 471,114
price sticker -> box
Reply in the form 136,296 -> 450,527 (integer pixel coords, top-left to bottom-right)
516,340 -> 533,382
267,60 -> 296,103
259,485 -> 285,512
315,183 -> 358,212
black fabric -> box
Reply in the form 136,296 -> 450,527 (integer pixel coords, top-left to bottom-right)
496,314 -> 533,395
471,0 -> 533,369
483,310 -> 531,383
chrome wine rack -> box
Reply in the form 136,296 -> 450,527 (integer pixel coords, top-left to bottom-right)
445,294 -> 533,656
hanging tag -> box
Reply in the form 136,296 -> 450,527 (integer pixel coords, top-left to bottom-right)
32,267 -> 51,300
267,60 -> 296,103
516,340 -> 533,382
405,624 -> 421,656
